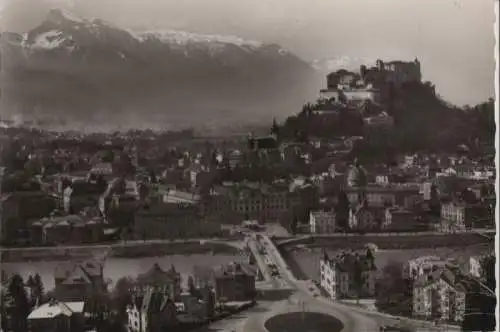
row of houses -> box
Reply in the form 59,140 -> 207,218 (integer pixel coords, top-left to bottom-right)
319,248 -> 494,324
24,259 -> 257,332
409,254 -> 495,323
309,205 -> 423,233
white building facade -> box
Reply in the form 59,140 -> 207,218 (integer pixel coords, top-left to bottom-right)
309,211 -> 336,234
320,254 -> 337,300
403,256 -> 450,280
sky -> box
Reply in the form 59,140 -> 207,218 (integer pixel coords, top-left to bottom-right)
0,0 -> 496,106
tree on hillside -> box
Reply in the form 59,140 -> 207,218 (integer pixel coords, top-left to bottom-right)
26,275 -> 35,290
352,255 -> 365,305
5,274 -> 30,332
462,254 -> 497,332
1,289 -> 9,332
89,291 -> 111,332
335,191 -> 350,231
32,274 -> 45,305
112,277 -> 134,324
270,117 -> 280,138
365,248 -> 375,264
101,150 -> 115,163
25,274 -> 45,308
187,275 -> 201,298
480,254 -> 495,291
462,287 -> 496,332
465,98 -> 495,145
300,102 -> 316,118
375,261 -> 412,317
429,184 -> 441,218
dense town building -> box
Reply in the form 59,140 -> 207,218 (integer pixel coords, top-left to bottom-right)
29,214 -> 105,245
320,250 -> 377,300
0,191 -> 56,244
53,260 -> 106,302
212,262 -> 257,303
133,202 -> 218,240
309,210 -> 336,234
412,267 -> 467,322
27,300 -> 86,332
202,181 -> 300,224
134,263 -> 182,301
0,50 -> 496,332
127,288 -> 178,332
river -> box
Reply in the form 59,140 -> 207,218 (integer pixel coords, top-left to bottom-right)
2,253 -> 244,291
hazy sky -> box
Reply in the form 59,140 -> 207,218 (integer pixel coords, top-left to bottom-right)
0,0 -> 496,106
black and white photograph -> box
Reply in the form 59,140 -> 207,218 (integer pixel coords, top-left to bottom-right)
0,0 -> 497,332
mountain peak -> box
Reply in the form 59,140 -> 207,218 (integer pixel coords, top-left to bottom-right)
2,12 -> 319,130
46,9 -> 86,25
130,29 -> 264,49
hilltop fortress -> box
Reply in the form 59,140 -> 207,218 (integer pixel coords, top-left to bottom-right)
319,58 -> 422,104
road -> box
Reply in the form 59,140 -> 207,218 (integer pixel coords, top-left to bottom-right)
0,238 -> 244,252
246,237 -> 275,285
204,234 -> 380,332
259,234 -> 461,332
254,234 -> 380,332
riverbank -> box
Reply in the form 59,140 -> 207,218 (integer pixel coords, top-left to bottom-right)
281,243 -> 493,282
277,232 -> 492,250
112,241 -> 240,258
2,253 -> 247,291
0,240 -> 242,263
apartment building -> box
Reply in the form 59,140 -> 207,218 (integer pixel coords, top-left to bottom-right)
133,202 -> 218,239
134,263 -> 182,301
403,256 -> 455,280
212,262 -> 257,302
410,267 -> 491,323
202,182 -> 300,224
309,210 -> 336,234
319,251 -> 337,300
320,250 -> 377,300
0,191 -> 56,244
345,184 -> 420,209
383,207 -> 417,231
53,260 -> 106,302
27,300 -> 85,332
126,288 -> 178,332
440,201 -> 466,231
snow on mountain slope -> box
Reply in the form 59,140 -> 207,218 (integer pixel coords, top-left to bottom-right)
20,9 -> 284,57
132,29 -> 263,48
31,30 -> 66,49
1,9 -> 319,129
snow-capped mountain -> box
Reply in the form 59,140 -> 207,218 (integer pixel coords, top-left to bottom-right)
1,9 -> 320,130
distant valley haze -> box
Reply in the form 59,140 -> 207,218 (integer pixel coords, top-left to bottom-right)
0,0 -> 495,131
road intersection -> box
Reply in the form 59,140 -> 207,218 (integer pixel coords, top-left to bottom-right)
204,231 -> 462,332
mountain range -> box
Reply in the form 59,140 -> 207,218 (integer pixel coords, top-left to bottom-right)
0,9 -> 323,131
